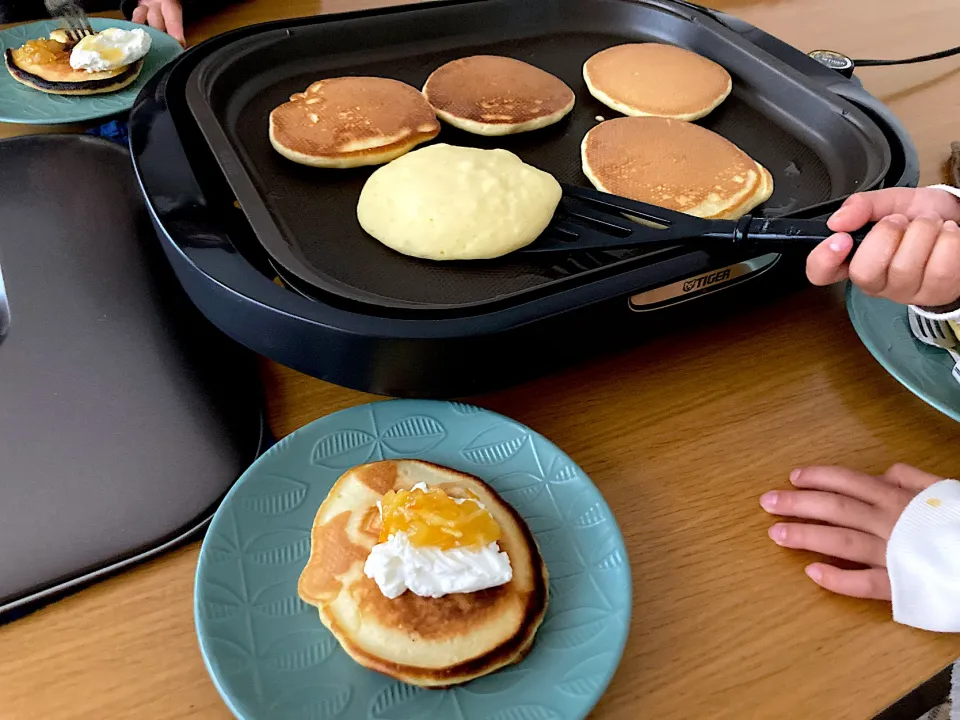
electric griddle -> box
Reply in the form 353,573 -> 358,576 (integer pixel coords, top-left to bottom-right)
129,0 -> 917,397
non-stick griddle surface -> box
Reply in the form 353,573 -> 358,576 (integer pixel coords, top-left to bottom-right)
187,0 -> 890,311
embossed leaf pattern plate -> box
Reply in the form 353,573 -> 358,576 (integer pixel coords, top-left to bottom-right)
196,400 -> 632,720
0,19 -> 182,124
847,285 -> 960,422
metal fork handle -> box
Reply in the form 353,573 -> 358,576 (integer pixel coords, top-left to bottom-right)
47,1 -> 94,41
0,251 -> 9,347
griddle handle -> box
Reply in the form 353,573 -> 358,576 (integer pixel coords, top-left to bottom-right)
736,217 -> 872,256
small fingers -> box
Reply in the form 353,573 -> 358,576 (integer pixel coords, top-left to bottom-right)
848,214 -> 909,295
131,5 -> 148,24
789,466 -> 900,507
914,220 -> 960,307
147,3 -> 166,32
806,235 -> 853,286
162,0 -> 185,46
769,523 -> 887,567
881,463 -> 944,493
885,215 -> 942,303
828,188 -> 960,231
760,489 -> 887,537
828,193 -> 877,233
805,563 -> 891,600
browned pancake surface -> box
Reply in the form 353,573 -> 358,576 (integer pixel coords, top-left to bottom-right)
423,55 -> 574,127
269,77 -> 440,163
5,38 -> 141,96
298,460 -> 548,686
585,43 -> 731,117
582,116 -> 764,218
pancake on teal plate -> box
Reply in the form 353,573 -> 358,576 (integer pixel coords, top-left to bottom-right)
0,19 -> 181,124
195,399 -> 632,720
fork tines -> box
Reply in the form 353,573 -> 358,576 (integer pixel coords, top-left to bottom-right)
47,1 -> 95,44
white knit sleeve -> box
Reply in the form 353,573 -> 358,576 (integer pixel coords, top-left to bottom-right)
908,186 -> 960,321
927,184 -> 960,202
887,479 -> 960,632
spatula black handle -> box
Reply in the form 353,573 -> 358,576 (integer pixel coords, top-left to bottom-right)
523,185 -> 877,255
732,216 -> 872,255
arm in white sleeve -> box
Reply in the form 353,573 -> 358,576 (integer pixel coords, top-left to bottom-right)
909,185 -> 960,321
886,479 -> 960,632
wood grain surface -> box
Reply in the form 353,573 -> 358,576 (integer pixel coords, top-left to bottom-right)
2,1 -> 960,718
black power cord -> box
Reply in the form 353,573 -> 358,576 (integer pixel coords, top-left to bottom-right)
810,42 -> 960,77
853,43 -> 960,67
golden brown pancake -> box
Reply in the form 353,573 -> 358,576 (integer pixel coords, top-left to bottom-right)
4,35 -> 142,96
581,117 -> 773,220
298,460 -> 548,687
583,43 -> 732,121
423,55 -> 575,136
269,77 -> 441,168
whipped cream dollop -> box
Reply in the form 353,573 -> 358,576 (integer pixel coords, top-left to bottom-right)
364,532 -> 513,599
70,28 -> 151,72
364,482 -> 513,599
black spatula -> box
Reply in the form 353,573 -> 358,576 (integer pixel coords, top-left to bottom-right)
519,184 -> 871,255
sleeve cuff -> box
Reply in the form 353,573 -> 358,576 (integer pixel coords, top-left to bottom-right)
910,304 -> 960,322
928,184 -> 960,201
887,479 -> 960,632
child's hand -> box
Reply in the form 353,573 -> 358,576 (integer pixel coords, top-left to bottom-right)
131,0 -> 185,47
760,464 -> 943,600
806,187 -> 960,307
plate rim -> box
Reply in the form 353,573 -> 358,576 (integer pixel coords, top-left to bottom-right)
0,17 -> 183,125
194,398 -> 633,720
846,283 -> 960,423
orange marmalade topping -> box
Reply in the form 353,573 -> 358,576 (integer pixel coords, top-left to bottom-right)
379,486 -> 501,550
13,39 -> 69,66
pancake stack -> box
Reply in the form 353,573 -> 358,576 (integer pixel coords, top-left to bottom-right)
269,77 -> 441,168
423,55 -> 575,136
4,31 -> 143,96
583,43 -> 732,121
582,117 -> 772,220
298,460 -> 548,686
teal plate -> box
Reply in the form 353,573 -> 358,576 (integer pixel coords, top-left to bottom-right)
0,19 -> 182,124
196,400 -> 632,720
847,284 -> 960,422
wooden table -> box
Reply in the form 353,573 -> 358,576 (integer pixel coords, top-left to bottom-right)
2,1 -> 960,717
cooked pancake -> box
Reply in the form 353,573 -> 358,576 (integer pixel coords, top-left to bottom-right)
4,36 -> 143,96
581,117 -> 773,220
423,55 -> 575,136
298,460 -> 548,687
269,77 -> 440,168
357,143 -> 562,260
584,43 -> 732,121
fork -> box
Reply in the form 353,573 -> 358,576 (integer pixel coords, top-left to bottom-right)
0,252 -> 8,348
906,307 -> 960,385
45,0 -> 95,45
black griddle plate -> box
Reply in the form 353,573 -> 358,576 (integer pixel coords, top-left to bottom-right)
186,0 -> 891,312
